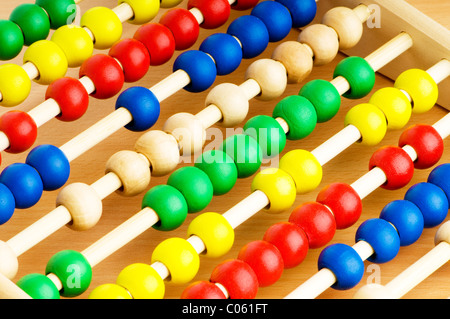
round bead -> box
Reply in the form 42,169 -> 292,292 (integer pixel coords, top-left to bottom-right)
167,166 -> 213,214
119,0 -> 160,25
181,281 -> 226,299
379,200 -> 424,246
0,64 -> 32,107
369,146 -> 414,190
151,237 -> 200,284
37,0 -> 76,29
116,263 -> 164,299
0,185 -> 16,225
321,6 -> 363,50
79,54 -> 125,100
427,163 -> 450,205
263,222 -> 309,268
435,221 -> 450,245
289,202 -> 336,249
369,87 -> 412,130
231,0 -> 259,11
141,185 -> 188,231
199,33 -> 242,76
45,250 -> 92,297
299,79 -> 341,123
220,134 -> 262,178
333,56 -> 375,99
279,149 -> 322,194
0,110 -> 37,154
316,183 -> 362,229
56,183 -> 102,231
394,69 -> 438,113
80,7 -> 123,50
51,25 -> 94,68
227,15 -> 269,59
16,274 -> 60,299
210,259 -> 258,299
115,86 -> 160,132
105,150 -> 151,197
245,59 -> 287,101
133,23 -> 175,66
159,8 -> 200,50
272,95 -> 317,140
109,38 -> 151,82
0,20 -> 24,60
275,0 -> 317,28
188,212 -> 234,258
344,103 -> 387,146
404,182 -> 449,228
251,168 -> 296,214
163,112 -> 206,155
398,124 -> 444,169
26,144 -> 70,191
194,150 -> 238,195
353,283 -> 393,299
9,4 -> 50,46
271,41 -> 313,84
243,115 -> 286,158
356,218 -> 400,263
251,1 -> 292,42
88,283 -> 132,299
188,0 -> 230,29
298,24 -> 339,66
0,240 -> 19,279
160,0 -> 183,7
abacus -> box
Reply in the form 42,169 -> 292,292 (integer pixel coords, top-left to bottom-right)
0,0 -> 449,300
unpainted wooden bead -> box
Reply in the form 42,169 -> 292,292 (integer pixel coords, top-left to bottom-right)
435,220 -> 450,245
0,240 -> 18,279
298,24 -> 339,66
271,41 -> 313,84
353,283 -> 393,299
322,6 -> 363,50
245,58 -> 287,101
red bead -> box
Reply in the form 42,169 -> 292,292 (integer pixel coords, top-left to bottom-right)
45,77 -> 89,122
289,202 -> 336,249
237,240 -> 284,287
79,54 -> 125,100
181,281 -> 226,299
369,146 -> 414,190
210,259 -> 258,299
231,0 -> 259,10
133,23 -> 176,66
187,0 -> 231,29
159,8 -> 200,51
316,183 -> 362,229
109,38 -> 150,83
398,124 -> 444,169
263,222 -> 309,268
0,111 -> 37,154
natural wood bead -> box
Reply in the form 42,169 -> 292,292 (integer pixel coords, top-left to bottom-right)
105,150 -> 151,197
435,220 -> 450,245
322,6 -> 363,50
0,241 -> 18,280
271,41 -> 313,84
205,83 -> 250,127
298,24 -> 339,66
353,284 -> 392,299
245,58 -> 288,101
56,183 -> 103,231
134,130 -> 180,177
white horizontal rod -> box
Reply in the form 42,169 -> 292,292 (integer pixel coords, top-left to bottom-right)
150,70 -> 191,102
0,273 -> 31,299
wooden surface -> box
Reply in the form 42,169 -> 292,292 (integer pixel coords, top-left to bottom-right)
0,0 -> 449,300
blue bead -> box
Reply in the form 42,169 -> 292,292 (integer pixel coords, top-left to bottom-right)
26,145 -> 70,191
404,182 -> 448,228
379,200 -> 424,246
251,1 -> 292,42
0,163 -> 43,209
0,183 -> 15,225
275,0 -> 317,28
227,15 -> 269,59
173,50 -> 217,93
355,218 -> 400,263
318,243 -> 364,290
115,86 -> 160,132
199,33 -> 243,76
427,163 -> 450,205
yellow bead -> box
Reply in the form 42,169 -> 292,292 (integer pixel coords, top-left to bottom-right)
394,69 -> 438,114
279,149 -> 322,194
116,263 -> 165,299
88,283 -> 132,299
81,7 -> 123,50
0,64 -> 31,107
119,0 -> 160,24
369,87 -> 412,130
345,103 -> 387,146
187,212 -> 234,258
151,237 -> 200,284
251,168 -> 297,214
51,25 -> 94,68
23,40 -> 68,85
160,0 -> 183,8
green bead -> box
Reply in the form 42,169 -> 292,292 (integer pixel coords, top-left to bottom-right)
16,273 -> 60,299
220,134 -> 262,178
142,185 -> 188,231
45,250 -> 92,298
10,4 -> 50,46
333,56 -> 375,99
0,20 -> 24,60
299,79 -> 341,123
167,166 -> 213,214
243,115 -> 286,158
195,150 -> 238,195
272,95 -> 317,140
36,0 -> 77,29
